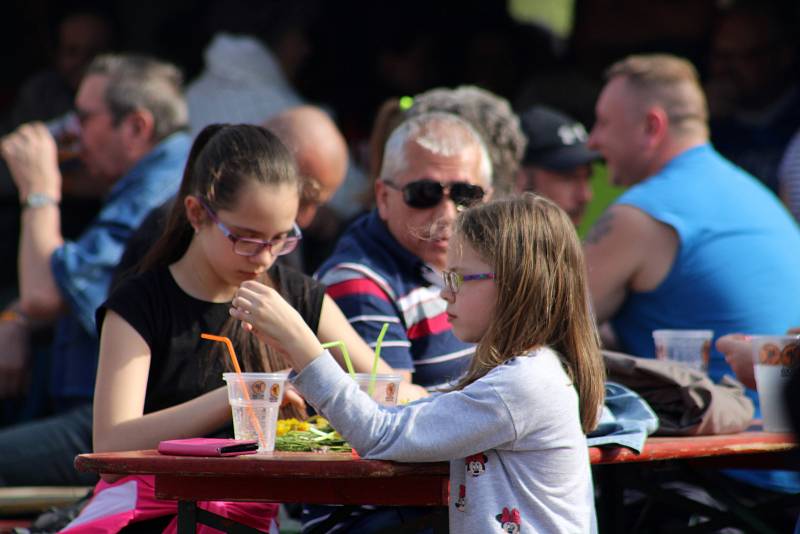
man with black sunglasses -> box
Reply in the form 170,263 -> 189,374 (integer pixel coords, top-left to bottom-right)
311,112 -> 492,532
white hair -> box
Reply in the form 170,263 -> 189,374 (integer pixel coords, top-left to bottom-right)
380,112 -> 493,186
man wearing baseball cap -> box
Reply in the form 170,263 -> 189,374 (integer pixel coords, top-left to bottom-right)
515,105 -> 600,225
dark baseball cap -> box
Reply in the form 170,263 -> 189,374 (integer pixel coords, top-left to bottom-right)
520,106 -> 600,171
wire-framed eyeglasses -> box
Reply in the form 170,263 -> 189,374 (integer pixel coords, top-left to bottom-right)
441,271 -> 495,294
198,197 -> 302,257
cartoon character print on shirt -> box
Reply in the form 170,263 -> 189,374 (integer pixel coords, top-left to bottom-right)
465,452 -> 488,477
455,484 -> 466,512
496,507 -> 521,533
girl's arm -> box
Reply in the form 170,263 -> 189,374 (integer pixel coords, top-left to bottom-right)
293,354 -> 519,462
316,295 -> 429,402
93,311 -> 231,452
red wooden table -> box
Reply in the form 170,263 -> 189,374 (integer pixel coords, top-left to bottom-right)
590,429 -> 797,468
75,430 -> 797,533
76,450 -> 450,533
590,429 -> 798,534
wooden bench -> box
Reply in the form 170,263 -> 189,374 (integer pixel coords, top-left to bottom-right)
0,486 -> 91,516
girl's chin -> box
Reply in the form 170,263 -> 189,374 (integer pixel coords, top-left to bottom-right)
451,326 -> 481,344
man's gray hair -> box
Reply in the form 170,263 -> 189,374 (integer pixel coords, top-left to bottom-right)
380,112 -> 493,186
87,54 -> 188,142
407,86 -> 525,194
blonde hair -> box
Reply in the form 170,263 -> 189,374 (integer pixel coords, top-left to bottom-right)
451,193 -> 605,432
606,54 -> 708,138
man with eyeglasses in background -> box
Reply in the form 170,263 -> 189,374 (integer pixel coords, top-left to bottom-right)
0,54 -> 190,488
308,111 -> 492,533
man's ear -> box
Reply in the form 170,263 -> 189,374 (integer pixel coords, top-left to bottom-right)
184,195 -> 205,232
482,184 -> 495,202
124,108 -> 156,147
644,107 -> 668,146
374,179 -> 390,220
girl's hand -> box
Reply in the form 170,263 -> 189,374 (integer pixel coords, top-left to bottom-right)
398,381 -> 429,403
230,281 -> 324,371
282,383 -> 306,412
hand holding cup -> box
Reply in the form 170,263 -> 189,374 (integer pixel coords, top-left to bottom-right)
0,122 -> 61,200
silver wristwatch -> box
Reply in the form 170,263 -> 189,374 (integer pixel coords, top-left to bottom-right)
22,192 -> 59,209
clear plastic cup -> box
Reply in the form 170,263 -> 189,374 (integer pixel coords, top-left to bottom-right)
45,111 -> 81,163
750,335 -> 800,432
222,372 -> 288,452
353,373 -> 402,406
652,329 -> 714,372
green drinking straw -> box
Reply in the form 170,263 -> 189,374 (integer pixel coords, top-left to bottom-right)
368,323 -> 390,396
321,340 -> 355,378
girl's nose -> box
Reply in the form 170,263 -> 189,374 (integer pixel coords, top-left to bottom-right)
249,246 -> 276,266
441,286 -> 455,303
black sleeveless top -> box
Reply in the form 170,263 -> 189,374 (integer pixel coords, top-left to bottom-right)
98,262 -> 325,416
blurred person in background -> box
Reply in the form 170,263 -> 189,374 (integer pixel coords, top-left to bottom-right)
516,105 -> 599,226
777,128 -> 800,224
585,53 -> 800,528
185,0 -> 317,137
2,9 -> 114,133
263,106 -> 348,273
706,2 -> 800,194
0,54 -> 190,486
0,9 -> 115,300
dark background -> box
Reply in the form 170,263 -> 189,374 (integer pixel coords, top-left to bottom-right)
1,0 -> 799,291
0,0 -> 761,141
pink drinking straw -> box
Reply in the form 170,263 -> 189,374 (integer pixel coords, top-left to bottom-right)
201,333 -> 266,446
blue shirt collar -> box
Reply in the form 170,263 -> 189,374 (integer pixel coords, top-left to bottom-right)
107,131 -> 191,200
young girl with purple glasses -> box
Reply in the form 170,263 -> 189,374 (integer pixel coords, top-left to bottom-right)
61,124 -> 402,534
232,193 -> 606,533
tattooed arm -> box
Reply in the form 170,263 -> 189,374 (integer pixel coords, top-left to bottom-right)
583,205 -> 679,323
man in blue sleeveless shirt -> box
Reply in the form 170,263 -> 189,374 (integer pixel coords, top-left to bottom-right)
584,53 -> 800,515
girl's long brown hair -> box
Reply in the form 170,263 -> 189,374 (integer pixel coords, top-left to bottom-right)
139,124 -> 300,383
451,193 -> 605,432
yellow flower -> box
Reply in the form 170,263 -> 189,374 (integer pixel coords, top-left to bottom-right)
276,418 -> 310,436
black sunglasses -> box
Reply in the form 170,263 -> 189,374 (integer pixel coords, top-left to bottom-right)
383,179 -> 486,209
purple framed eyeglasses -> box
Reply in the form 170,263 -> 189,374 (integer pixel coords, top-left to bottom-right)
441,271 -> 495,294
198,197 -> 302,257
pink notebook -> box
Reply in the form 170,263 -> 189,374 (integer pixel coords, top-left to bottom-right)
157,438 -> 259,457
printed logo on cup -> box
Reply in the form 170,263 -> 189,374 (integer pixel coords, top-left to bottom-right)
385,382 -> 396,404
269,383 -> 281,402
250,380 -> 267,399
759,340 -> 800,376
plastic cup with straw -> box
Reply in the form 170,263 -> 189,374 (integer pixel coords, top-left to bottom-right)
201,333 -> 266,447
322,323 -> 397,403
